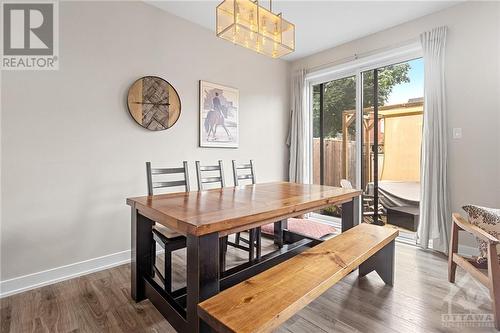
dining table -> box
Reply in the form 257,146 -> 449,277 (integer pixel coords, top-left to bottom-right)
126,181 -> 361,333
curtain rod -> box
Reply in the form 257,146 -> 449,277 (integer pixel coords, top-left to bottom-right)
304,37 -> 420,73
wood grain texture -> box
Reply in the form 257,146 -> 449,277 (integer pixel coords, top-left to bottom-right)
449,213 -> 500,329
452,213 -> 499,244
127,76 -> 181,131
1,239 -> 495,333
487,243 -> 500,329
198,224 -> 398,333
126,182 -> 361,236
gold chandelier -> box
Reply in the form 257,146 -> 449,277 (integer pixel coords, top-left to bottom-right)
216,0 -> 295,58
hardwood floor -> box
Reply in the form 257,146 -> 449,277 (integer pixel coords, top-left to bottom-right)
1,235 -> 497,333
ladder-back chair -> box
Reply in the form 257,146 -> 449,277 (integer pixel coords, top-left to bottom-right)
232,160 -> 261,260
146,161 -> 189,294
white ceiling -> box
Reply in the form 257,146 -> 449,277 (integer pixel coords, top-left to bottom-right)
148,1 -> 460,61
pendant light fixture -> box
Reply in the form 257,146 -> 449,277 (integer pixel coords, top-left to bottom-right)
216,0 -> 295,58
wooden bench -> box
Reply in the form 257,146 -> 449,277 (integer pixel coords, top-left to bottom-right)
198,223 -> 399,333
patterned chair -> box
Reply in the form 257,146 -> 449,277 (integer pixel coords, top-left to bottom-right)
448,205 -> 500,329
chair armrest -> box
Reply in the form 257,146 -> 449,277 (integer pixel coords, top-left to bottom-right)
453,213 -> 499,245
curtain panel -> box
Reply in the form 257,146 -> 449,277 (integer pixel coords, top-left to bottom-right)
287,69 -> 308,183
417,26 -> 451,254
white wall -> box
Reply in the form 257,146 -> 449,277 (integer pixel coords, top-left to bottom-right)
0,1 -> 290,286
293,1 -> 500,248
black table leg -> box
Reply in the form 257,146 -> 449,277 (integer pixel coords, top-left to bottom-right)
131,206 -> 153,302
187,233 -> 220,333
341,199 -> 355,232
274,220 -> 287,248
359,239 -> 395,286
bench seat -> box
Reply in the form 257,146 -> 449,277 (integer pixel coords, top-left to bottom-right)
198,223 -> 399,333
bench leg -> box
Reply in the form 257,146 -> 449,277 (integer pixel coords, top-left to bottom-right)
256,227 -> 262,259
249,229 -> 255,261
164,248 -> 172,293
219,236 -> 227,274
359,239 -> 395,286
274,220 -> 287,248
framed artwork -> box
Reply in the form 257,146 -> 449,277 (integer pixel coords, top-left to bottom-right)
199,80 -> 239,148
127,76 -> 181,131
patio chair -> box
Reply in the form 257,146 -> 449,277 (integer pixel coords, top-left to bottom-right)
340,179 -> 384,217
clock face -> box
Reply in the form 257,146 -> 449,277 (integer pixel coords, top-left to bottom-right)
127,76 -> 181,131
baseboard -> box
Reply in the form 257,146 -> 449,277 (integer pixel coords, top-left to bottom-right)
1,238 -> 479,299
0,248 -> 165,299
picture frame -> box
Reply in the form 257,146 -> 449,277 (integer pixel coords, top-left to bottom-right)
199,80 -> 239,148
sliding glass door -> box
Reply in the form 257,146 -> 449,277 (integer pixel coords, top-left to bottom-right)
309,55 -> 424,234
361,59 -> 424,233
312,75 -> 357,218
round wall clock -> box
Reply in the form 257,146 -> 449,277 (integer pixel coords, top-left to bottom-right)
127,76 -> 181,131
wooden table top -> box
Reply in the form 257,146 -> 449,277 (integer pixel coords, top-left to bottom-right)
126,182 -> 361,236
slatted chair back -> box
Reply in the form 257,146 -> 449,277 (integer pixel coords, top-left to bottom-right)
195,160 -> 225,191
146,161 -> 190,195
232,160 -> 256,186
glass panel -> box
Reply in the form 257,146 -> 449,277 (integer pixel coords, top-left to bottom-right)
312,75 -> 357,218
235,0 -> 258,32
218,23 -> 292,58
216,0 -> 235,35
361,58 -> 424,231
312,84 -> 321,185
322,76 -> 357,187
258,6 -> 281,41
280,18 -> 295,50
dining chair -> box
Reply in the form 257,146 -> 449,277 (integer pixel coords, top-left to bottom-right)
195,160 -> 226,190
146,161 -> 189,295
232,160 -> 261,260
195,160 -> 229,271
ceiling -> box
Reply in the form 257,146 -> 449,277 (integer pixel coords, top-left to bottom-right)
148,1 -> 460,61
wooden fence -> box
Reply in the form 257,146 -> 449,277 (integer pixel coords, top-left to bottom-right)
312,138 -> 357,186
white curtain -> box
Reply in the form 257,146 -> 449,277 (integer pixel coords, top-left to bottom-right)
287,69 -> 308,183
417,26 -> 450,254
